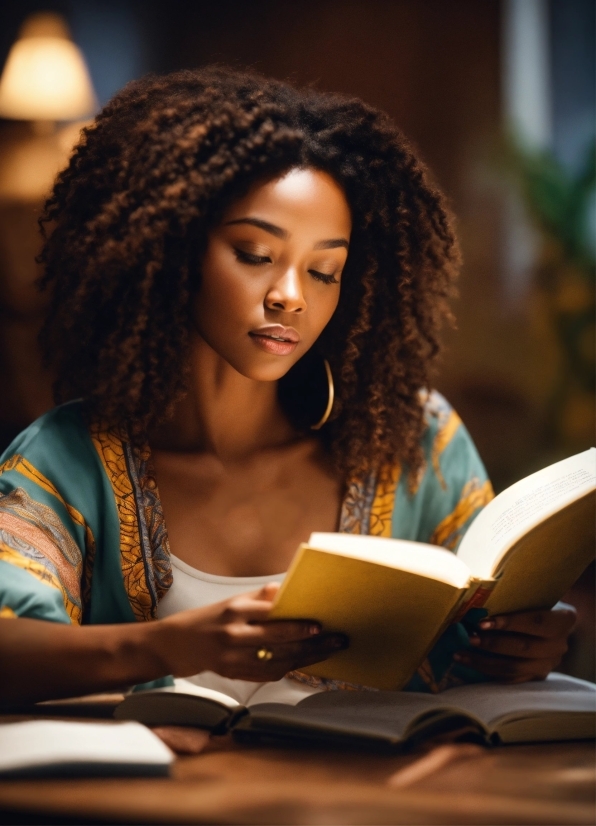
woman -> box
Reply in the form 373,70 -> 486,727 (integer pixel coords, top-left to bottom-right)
0,67 -> 574,706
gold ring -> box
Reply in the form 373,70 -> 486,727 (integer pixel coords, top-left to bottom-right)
256,647 -> 273,662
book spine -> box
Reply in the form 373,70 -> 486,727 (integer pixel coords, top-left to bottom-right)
450,580 -> 496,624
227,706 -> 250,732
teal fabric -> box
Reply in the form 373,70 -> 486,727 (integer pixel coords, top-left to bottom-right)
391,391 -> 491,549
0,402 -> 135,625
404,608 -> 491,692
395,392 -> 493,689
0,561 -> 71,624
0,393 -> 493,692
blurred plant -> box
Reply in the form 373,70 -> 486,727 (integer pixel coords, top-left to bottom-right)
506,138 -> 595,448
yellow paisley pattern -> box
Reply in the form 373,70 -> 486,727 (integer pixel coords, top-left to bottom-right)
430,478 -> 495,550
89,425 -> 153,622
369,464 -> 401,537
0,454 -> 97,618
431,408 -> 463,490
0,541 -> 80,622
0,454 -> 97,566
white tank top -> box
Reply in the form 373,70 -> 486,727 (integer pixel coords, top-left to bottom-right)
156,555 -> 319,705
157,554 -> 285,616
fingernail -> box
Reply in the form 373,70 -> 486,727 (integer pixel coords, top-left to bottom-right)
309,624 -> 321,635
332,635 -> 349,649
469,634 -> 480,646
479,620 -> 495,630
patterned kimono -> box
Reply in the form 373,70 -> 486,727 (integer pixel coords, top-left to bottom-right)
0,391 -> 493,692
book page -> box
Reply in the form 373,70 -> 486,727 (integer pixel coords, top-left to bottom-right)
246,673 -> 595,742
163,677 -> 241,709
429,673 -> 596,726
247,677 -> 325,707
457,449 -> 596,578
248,691 -> 445,740
307,533 -> 471,587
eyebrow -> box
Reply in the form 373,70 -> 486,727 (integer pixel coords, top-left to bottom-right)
225,217 -> 288,239
313,238 -> 349,250
225,217 -> 349,250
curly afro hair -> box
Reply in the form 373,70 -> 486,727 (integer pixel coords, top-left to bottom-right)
38,66 -> 460,481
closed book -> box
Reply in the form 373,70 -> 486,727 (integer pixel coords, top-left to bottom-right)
0,720 -> 173,777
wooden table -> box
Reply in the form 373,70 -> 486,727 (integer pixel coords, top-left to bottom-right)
0,724 -> 593,825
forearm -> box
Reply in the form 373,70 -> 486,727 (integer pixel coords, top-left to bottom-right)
0,588 -> 347,705
0,618 -> 173,706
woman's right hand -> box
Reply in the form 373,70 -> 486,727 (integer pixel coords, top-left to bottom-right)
0,585 -> 347,705
156,583 -> 348,682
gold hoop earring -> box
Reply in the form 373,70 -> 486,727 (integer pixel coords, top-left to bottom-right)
311,359 -> 334,430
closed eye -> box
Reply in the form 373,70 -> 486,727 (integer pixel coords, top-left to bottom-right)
235,248 -> 338,283
310,270 -> 339,285
234,249 -> 271,265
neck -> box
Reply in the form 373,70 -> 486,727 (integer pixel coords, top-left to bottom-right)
150,334 -> 298,459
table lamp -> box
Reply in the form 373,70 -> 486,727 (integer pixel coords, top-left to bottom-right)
0,13 -> 98,437
0,12 -> 97,200
0,12 -> 96,126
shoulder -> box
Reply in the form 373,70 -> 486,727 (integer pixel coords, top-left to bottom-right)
1,401 -> 89,464
419,389 -> 484,486
0,404 -> 140,625
0,402 -> 108,512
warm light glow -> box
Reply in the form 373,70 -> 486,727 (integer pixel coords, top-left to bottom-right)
0,18 -> 96,121
0,122 -> 90,200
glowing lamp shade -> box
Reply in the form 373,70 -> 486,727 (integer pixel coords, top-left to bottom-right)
0,27 -> 96,121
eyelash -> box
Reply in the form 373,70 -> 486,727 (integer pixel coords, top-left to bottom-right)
234,249 -> 269,266
310,271 -> 339,285
234,249 -> 339,285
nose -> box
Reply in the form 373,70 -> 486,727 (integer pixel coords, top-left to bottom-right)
265,267 -> 306,314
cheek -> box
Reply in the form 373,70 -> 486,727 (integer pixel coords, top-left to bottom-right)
311,286 -> 341,334
196,250 -> 257,325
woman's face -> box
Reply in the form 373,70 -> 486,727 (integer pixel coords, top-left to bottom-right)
193,167 -> 351,381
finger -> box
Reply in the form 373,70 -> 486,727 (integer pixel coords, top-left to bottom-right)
227,620 -> 323,644
256,582 -> 281,600
223,595 -> 279,621
253,634 -> 348,669
455,649 -> 554,681
223,583 -> 282,616
219,634 -> 348,681
286,639 -> 349,669
227,583 -> 281,604
477,607 -> 576,638
468,631 -> 569,660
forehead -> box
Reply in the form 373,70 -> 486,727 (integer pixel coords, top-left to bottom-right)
223,168 -> 352,236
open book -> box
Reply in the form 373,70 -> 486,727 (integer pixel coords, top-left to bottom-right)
114,673 -> 596,748
268,449 -> 596,689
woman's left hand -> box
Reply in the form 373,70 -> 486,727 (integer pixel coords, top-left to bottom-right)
455,604 -> 577,683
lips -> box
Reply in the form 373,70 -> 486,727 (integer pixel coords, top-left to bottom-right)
249,325 -> 300,356
250,325 -> 300,343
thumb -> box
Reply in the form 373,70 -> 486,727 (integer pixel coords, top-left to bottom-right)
256,582 -> 281,602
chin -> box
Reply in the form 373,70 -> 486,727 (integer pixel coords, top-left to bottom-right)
196,329 -> 307,383
223,345 -> 305,382
235,358 -> 296,383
